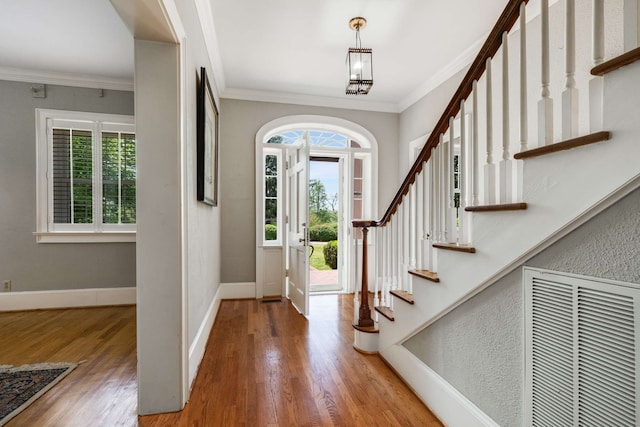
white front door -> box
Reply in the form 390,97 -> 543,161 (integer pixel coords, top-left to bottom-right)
286,134 -> 310,315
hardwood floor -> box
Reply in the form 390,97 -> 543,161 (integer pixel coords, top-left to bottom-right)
0,306 -> 137,426
1,296 -> 443,426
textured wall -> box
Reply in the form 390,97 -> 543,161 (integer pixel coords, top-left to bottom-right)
404,187 -> 640,426
0,80 -> 136,292
219,99 -> 399,283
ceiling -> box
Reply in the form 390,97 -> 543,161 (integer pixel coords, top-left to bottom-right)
0,0 -> 509,112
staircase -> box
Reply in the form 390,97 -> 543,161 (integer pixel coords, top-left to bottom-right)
352,0 -> 640,425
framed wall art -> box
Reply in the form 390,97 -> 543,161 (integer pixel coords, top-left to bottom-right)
197,66 -> 219,206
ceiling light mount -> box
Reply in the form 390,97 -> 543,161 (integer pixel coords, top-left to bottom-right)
348,17 -> 367,31
345,17 -> 373,95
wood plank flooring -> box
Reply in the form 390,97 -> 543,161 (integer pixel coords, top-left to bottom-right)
1,296 -> 443,426
0,306 -> 137,426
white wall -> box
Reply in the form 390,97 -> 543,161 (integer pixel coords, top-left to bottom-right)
404,187 -> 640,426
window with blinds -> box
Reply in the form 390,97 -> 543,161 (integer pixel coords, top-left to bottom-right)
35,109 -> 136,243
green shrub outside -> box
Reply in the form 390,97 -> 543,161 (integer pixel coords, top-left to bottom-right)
309,223 -> 337,241
264,224 -> 277,240
323,240 -> 338,269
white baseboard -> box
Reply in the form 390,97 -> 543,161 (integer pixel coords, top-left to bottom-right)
0,287 -> 136,311
188,285 -> 222,387
381,344 -> 499,427
219,282 -> 256,299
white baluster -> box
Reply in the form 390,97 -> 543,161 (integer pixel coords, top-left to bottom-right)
517,2 -> 527,203
437,136 -> 445,242
590,0 -> 604,132
562,0 -> 579,140
379,225 -> 386,307
390,216 -> 396,291
520,2 -> 528,153
397,204 -> 404,290
433,140 -> 444,242
430,148 -> 439,272
485,57 -> 497,204
415,169 -> 424,270
539,0 -> 554,145
446,117 -> 458,242
500,31 -> 514,204
354,234 -> 359,323
459,100 -> 467,244
384,227 -> 393,306
423,159 -> 432,270
373,227 -> 380,309
403,195 -> 410,290
624,0 -> 640,51
472,80 -> 479,206
410,182 -> 417,271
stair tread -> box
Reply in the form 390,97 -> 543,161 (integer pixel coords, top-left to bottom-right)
465,202 -> 527,212
374,306 -> 395,321
408,269 -> 440,283
352,323 -> 379,333
433,243 -> 476,253
514,131 -> 610,160
591,46 -> 640,76
389,290 -> 414,305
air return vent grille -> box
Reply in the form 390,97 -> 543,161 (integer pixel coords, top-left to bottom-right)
525,268 -> 640,427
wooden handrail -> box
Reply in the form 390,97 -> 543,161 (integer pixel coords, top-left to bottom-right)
369,0 -> 530,228
351,0 -> 530,331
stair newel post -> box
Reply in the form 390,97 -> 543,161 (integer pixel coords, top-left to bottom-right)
589,0 -> 605,132
539,0 -> 554,146
353,221 -> 374,328
562,0 -> 579,140
500,31 -> 514,204
485,57 -> 497,204
472,80 -> 480,207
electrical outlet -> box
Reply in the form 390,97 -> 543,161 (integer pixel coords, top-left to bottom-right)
2,280 -> 11,292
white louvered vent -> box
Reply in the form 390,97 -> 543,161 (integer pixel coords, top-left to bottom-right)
525,268 -> 640,427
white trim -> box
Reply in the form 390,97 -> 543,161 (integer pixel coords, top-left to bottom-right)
0,287 -> 136,311
188,285 -> 222,387
256,115 -> 378,152
0,66 -> 133,91
382,344 -> 500,427
223,87 -> 400,113
398,38 -> 484,112
33,231 -> 136,243
34,108 -> 136,243
219,282 -> 256,299
194,0 -> 225,102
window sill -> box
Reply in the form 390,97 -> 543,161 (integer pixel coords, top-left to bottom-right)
34,231 -> 136,243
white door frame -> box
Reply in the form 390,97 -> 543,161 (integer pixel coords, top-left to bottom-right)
255,115 -> 378,303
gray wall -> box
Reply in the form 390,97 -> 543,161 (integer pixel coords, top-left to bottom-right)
403,187 -> 640,427
398,67 -> 466,177
219,99 -> 400,283
0,79 -> 136,291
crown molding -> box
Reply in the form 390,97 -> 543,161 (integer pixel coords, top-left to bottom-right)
194,0 -> 226,100
0,66 -> 134,91
398,37 -> 483,112
222,87 -> 401,113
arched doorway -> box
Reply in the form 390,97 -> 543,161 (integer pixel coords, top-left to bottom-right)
255,116 -> 378,315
